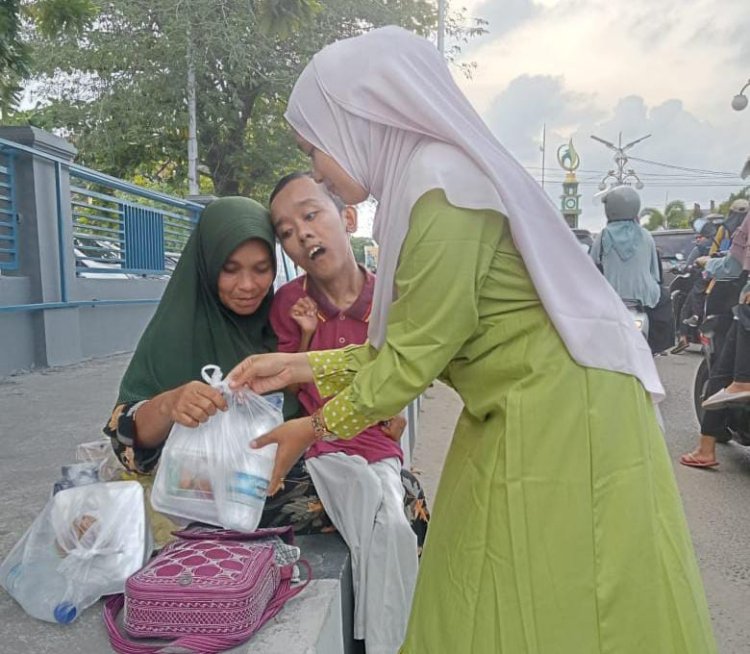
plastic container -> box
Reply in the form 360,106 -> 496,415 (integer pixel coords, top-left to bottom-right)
4,560 -> 78,624
151,365 -> 282,532
218,441 -> 278,531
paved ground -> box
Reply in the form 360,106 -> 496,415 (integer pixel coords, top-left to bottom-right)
1,349 -> 750,651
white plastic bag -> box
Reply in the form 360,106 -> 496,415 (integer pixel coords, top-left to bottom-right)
151,364 -> 282,532
75,438 -> 126,482
0,481 -> 151,623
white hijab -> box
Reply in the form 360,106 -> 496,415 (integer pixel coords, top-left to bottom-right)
285,26 -> 664,400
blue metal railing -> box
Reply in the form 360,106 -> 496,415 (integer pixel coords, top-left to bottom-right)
70,165 -> 201,277
0,148 -> 18,271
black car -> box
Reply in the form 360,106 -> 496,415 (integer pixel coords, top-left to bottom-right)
651,229 -> 695,285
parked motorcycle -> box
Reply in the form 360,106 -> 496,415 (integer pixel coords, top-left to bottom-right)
693,276 -> 750,445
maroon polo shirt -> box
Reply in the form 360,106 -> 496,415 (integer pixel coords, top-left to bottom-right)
270,268 -> 403,464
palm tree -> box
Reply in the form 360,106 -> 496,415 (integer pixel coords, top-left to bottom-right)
641,200 -> 688,230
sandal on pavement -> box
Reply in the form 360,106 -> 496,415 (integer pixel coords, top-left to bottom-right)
670,342 -> 689,354
679,453 -> 719,469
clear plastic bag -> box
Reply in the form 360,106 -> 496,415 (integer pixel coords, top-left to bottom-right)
151,365 -> 282,532
0,481 -> 151,623
75,438 -> 127,482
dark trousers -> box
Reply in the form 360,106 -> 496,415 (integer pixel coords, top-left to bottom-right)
646,287 -> 675,354
678,283 -> 708,337
700,318 -> 750,438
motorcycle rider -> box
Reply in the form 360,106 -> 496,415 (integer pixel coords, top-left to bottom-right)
680,199 -> 750,468
590,186 -> 672,352
672,201 -> 749,354
671,221 -> 719,354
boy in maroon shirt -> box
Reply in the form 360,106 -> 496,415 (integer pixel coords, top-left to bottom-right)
269,172 -> 418,654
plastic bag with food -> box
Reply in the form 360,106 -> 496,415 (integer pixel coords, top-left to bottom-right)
0,481 -> 151,623
151,364 -> 281,532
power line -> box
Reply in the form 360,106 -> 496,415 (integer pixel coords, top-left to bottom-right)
628,156 -> 738,178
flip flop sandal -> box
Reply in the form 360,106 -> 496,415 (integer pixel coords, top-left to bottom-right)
679,453 -> 719,469
670,342 -> 689,354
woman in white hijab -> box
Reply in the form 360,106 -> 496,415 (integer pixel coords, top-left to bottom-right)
231,26 -> 716,654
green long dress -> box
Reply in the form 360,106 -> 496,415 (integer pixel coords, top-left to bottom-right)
308,189 -> 717,653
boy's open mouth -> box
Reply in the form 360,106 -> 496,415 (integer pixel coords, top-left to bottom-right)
309,245 -> 325,260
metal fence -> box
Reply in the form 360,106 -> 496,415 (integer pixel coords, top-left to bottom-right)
0,148 -> 18,271
69,166 -> 201,278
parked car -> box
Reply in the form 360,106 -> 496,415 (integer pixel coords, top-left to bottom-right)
572,228 -> 594,253
651,229 -> 695,285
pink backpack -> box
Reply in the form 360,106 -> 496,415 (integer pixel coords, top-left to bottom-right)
103,526 -> 310,654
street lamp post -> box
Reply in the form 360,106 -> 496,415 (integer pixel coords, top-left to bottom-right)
437,0 -> 445,55
732,79 -> 750,112
590,132 -> 651,191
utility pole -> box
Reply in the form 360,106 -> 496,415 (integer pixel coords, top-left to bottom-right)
540,124 -> 546,188
186,26 -> 199,196
437,0 -> 445,56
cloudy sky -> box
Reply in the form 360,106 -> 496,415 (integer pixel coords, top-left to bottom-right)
448,0 -> 750,231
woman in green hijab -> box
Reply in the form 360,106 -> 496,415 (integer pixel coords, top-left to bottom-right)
103,197 -> 335,535
105,196 -> 429,542
105,196 -> 296,459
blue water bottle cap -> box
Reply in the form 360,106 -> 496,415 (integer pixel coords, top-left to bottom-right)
54,602 -> 77,624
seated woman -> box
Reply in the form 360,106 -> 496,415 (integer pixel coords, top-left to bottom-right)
103,196 -> 427,545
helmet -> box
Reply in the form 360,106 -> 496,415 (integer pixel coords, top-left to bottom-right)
729,198 -> 749,215
698,221 -> 717,239
602,186 -> 641,222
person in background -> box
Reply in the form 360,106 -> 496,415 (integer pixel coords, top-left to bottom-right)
591,186 -> 674,353
269,171 -> 423,654
673,202 -> 749,355
681,199 -> 750,468
671,221 -> 719,354
590,186 -> 661,310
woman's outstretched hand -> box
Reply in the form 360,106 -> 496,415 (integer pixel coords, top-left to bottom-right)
228,352 -> 314,394
252,417 -> 317,494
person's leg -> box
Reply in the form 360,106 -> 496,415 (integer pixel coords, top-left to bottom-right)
306,453 -> 380,640
681,324 -> 736,467
362,457 -> 419,654
724,310 -> 750,392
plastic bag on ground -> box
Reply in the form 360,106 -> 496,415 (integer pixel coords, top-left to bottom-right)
0,481 -> 151,623
151,364 -> 282,532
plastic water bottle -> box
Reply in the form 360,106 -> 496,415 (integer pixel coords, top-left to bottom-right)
217,410 -> 280,532
4,561 -> 79,624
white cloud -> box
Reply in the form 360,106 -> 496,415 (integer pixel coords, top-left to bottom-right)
449,0 -> 750,231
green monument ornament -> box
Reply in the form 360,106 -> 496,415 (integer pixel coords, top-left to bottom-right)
556,139 -> 582,228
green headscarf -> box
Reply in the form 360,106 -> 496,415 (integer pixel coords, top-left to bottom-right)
117,196 -> 299,418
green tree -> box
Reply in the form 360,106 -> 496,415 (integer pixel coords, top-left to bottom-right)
0,0 -> 95,113
14,0 -> 484,199
718,186 -> 750,215
641,200 -> 689,231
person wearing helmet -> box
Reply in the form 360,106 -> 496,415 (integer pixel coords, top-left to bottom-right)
671,221 -> 721,354
590,187 -> 668,349
687,220 -> 719,267
590,186 -> 662,308
694,199 -> 749,280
